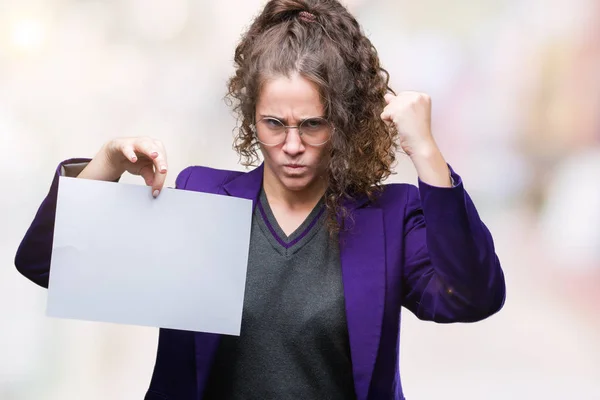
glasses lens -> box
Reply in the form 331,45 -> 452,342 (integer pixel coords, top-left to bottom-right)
255,118 -> 286,145
299,118 -> 331,145
254,117 -> 333,146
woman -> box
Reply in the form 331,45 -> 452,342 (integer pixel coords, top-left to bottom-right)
15,0 -> 506,399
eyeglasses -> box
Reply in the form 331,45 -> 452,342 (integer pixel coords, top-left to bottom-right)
251,117 -> 333,147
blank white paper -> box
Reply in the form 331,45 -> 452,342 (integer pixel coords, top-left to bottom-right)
47,176 -> 252,336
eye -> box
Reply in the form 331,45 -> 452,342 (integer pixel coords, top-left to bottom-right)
263,118 -> 284,129
301,118 -> 328,131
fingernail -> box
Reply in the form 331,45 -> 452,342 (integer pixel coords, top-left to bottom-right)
151,152 -> 159,158
160,166 -> 167,173
131,156 -> 137,162
153,190 -> 159,198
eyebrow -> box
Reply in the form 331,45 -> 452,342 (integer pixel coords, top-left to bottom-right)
258,114 -> 326,124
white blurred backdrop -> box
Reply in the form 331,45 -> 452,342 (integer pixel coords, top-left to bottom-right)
1,0 -> 599,399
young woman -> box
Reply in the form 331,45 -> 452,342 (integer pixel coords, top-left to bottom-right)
15,1 -> 506,399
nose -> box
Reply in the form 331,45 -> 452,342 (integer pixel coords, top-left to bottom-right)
281,127 -> 304,156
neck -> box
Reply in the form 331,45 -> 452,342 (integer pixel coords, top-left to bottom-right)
262,171 -> 327,212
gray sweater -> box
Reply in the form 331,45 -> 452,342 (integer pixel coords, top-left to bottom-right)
203,189 -> 356,399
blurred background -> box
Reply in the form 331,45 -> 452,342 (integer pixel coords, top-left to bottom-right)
1,0 -> 599,399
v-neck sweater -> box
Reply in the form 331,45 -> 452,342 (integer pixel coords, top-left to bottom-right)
203,189 -> 356,399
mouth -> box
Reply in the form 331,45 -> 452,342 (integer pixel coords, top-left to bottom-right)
283,164 -> 307,173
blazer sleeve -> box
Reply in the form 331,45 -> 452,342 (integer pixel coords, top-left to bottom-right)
15,158 -> 93,288
14,160 -> 193,288
401,166 -> 506,323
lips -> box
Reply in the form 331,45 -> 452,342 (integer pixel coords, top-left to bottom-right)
283,164 -> 307,174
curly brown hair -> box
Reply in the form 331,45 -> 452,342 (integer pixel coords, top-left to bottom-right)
226,0 -> 398,233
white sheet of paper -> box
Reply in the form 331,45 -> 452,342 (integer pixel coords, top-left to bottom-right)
47,176 -> 252,336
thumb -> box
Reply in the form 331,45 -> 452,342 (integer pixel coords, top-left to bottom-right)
380,103 -> 393,121
380,108 -> 394,128
138,164 -> 155,187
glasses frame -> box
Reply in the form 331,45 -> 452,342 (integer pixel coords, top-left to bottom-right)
250,116 -> 334,147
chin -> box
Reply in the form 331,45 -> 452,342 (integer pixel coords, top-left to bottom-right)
278,173 -> 315,192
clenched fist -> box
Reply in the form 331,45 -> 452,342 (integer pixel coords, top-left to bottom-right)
380,91 -> 436,158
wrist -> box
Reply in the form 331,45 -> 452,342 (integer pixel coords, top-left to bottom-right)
77,145 -> 124,181
409,144 -> 452,188
407,139 -> 439,161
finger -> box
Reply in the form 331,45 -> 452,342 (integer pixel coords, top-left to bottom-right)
151,165 -> 167,197
120,143 -> 138,163
132,140 -> 168,174
150,141 -> 168,196
132,139 -> 158,161
384,93 -> 395,105
380,107 -> 392,122
380,108 -> 396,130
132,139 -> 167,171
152,140 -> 169,175
132,140 -> 168,196
138,164 -> 155,186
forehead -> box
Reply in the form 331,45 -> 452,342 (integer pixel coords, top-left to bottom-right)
256,73 -> 324,118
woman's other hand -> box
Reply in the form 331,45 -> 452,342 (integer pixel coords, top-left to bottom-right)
77,137 -> 169,197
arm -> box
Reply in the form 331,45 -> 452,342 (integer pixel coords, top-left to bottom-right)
15,138 -> 178,288
381,91 -> 505,322
14,159 -> 191,288
15,158 -> 92,288
401,165 -> 506,322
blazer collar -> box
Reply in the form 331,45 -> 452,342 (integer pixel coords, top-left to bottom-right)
222,163 -> 371,212
222,163 -> 264,206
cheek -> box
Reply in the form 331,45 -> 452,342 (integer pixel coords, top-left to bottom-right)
312,147 -> 330,168
259,145 -> 276,162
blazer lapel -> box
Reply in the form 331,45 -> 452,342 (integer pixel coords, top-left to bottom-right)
222,163 -> 264,205
194,164 -> 264,398
339,204 -> 386,400
194,333 -> 220,398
